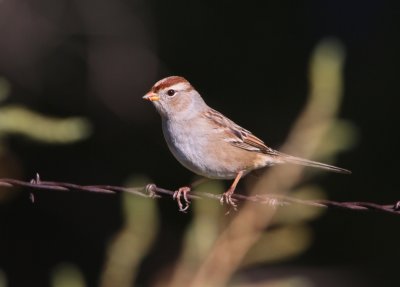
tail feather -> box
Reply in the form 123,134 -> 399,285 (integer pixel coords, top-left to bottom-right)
275,152 -> 351,174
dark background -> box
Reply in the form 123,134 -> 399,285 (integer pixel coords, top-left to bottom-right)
0,0 -> 399,286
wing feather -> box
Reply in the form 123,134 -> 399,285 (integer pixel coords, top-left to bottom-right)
203,109 -> 275,154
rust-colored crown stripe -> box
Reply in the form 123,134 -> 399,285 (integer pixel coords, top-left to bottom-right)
152,76 -> 189,92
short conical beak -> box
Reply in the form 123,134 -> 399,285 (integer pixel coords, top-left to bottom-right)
143,92 -> 160,102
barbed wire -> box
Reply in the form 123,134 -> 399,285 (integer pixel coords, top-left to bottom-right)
0,174 -> 399,215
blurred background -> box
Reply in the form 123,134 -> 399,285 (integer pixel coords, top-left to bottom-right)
0,0 -> 399,286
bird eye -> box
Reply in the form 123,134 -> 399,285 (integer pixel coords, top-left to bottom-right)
167,89 -> 176,96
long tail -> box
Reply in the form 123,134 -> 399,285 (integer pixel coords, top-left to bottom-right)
274,151 -> 351,174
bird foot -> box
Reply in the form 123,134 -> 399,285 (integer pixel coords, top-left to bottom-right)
219,190 -> 238,211
173,186 -> 191,212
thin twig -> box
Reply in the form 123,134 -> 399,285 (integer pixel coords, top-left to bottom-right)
0,175 -> 399,215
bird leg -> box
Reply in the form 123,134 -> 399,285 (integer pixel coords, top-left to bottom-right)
173,186 -> 191,212
220,171 -> 244,210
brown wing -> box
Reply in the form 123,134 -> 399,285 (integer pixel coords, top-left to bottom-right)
203,109 -> 351,174
203,109 -> 277,154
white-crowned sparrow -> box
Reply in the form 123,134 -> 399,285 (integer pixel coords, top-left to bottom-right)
143,76 -> 350,211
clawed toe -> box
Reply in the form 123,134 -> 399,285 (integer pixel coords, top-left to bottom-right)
219,191 -> 238,211
218,171 -> 243,212
173,186 -> 191,212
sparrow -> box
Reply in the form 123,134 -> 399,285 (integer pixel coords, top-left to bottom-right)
143,76 -> 350,211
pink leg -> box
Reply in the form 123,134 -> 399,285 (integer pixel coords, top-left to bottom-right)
220,171 -> 244,210
173,186 -> 191,212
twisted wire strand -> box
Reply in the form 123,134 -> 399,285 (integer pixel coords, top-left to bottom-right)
0,174 -> 398,215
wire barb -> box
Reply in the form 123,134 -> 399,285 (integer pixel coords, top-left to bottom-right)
145,183 -> 161,198
394,201 -> 400,211
0,175 -> 399,215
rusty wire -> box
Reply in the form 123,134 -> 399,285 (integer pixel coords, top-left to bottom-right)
0,174 -> 398,215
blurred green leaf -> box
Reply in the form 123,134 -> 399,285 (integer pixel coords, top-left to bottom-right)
0,105 -> 91,143
51,263 -> 86,287
0,269 -> 7,287
0,78 -> 10,102
100,175 -> 159,287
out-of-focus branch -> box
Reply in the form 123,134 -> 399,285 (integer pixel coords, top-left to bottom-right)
188,39 -> 351,287
0,176 -> 398,215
